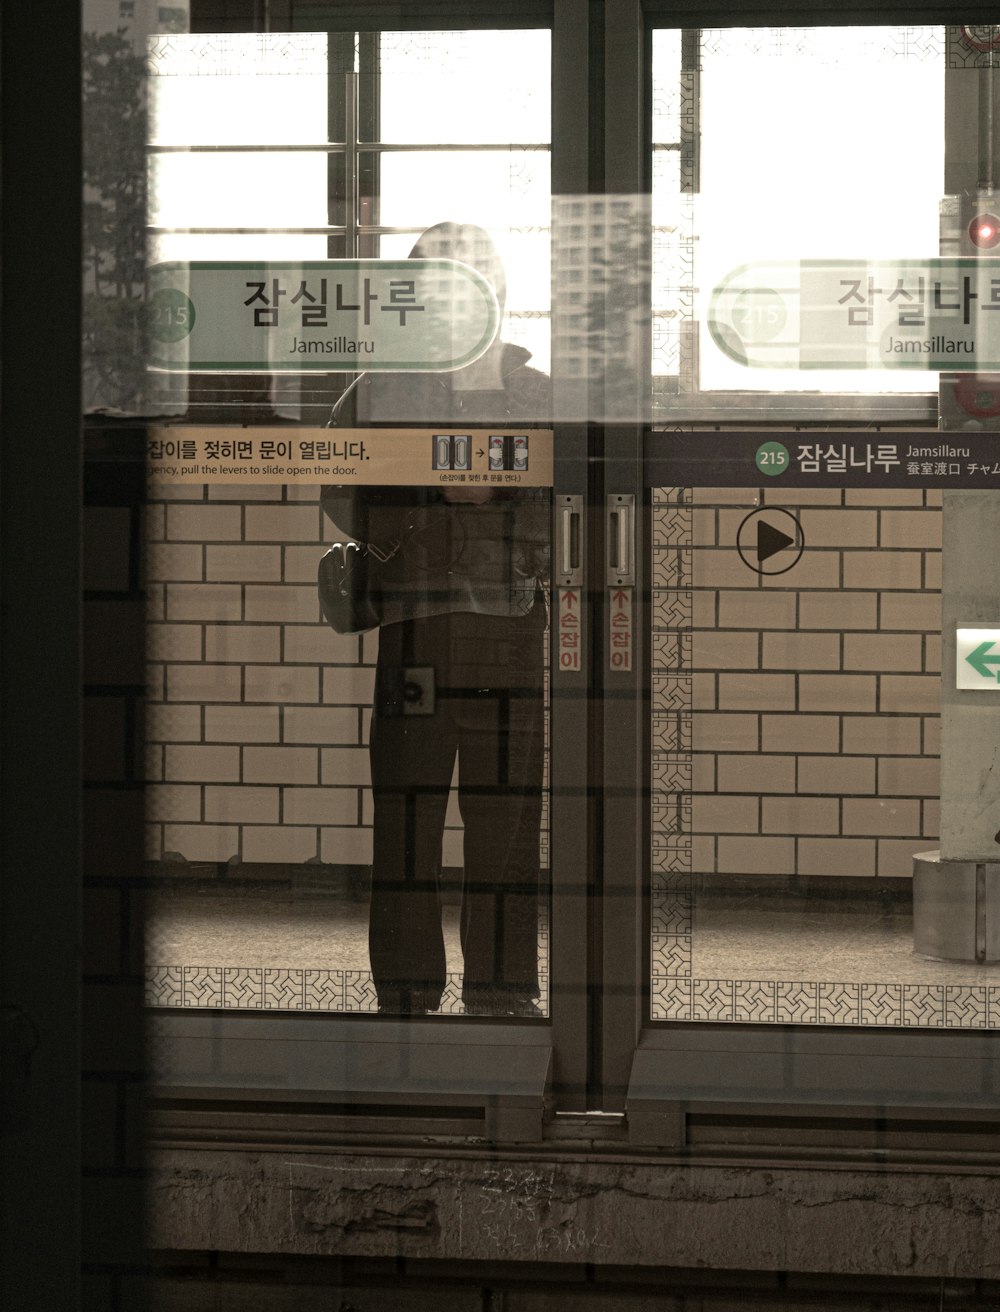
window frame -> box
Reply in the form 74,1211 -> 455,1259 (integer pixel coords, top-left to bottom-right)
606,0 -> 1000,1135
149,0 -> 1000,1143
149,0 -> 594,1128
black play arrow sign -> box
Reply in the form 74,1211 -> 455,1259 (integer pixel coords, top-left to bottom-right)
756,518 -> 795,564
736,508 -> 805,576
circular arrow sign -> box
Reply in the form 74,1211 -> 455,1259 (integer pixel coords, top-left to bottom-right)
736,508 -> 805,576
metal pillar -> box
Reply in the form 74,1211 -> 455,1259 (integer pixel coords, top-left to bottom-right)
913,30 -> 1000,961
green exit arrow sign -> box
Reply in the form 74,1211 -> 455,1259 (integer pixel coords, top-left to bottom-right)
957,628 -> 1000,689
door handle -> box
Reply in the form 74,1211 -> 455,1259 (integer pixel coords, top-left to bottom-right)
607,494 -> 635,586
557,494 -> 584,587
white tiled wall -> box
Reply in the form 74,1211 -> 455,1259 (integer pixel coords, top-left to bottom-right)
145,484 -> 551,872
652,485 -> 942,881
145,485 -> 374,867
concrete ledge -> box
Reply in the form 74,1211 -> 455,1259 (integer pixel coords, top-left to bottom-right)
149,1016 -> 553,1143
147,1147 -> 1000,1279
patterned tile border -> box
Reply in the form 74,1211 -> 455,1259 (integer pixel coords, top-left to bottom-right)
651,489 -> 695,994
145,966 -> 550,1016
650,978 -> 1000,1029
947,25 -> 1000,70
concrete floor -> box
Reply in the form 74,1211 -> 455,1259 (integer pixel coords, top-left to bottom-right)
145,885 -> 550,1014
693,905 -> 1000,985
147,890 -> 434,971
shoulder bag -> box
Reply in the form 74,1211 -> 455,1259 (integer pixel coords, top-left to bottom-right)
317,539 -> 384,634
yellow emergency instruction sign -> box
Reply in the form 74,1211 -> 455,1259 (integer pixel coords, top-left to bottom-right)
146,426 -> 554,486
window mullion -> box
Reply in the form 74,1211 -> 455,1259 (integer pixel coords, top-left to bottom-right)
357,31 -> 381,256
326,32 -> 355,257
678,27 -> 700,397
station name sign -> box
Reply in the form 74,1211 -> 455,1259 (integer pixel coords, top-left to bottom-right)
147,260 -> 499,372
643,431 -> 1000,489
711,259 -> 1000,370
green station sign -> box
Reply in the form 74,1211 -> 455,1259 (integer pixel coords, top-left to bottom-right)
147,259 -> 500,373
710,258 -> 1000,370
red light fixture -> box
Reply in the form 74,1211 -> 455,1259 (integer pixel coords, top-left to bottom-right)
968,212 -> 1000,249
955,375 -> 1000,418
960,26 -> 1000,53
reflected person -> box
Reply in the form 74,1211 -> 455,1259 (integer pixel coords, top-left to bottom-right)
322,222 -> 550,1016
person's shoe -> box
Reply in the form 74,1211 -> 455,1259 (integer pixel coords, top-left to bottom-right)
462,987 -> 543,1018
462,985 -> 500,1016
376,987 -> 440,1016
504,997 -> 544,1018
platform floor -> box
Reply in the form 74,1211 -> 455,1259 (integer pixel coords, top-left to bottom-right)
693,905 -> 1000,986
145,883 -> 999,1024
148,889 -> 431,972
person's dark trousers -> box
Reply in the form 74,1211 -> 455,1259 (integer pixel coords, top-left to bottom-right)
368,604 -> 545,1013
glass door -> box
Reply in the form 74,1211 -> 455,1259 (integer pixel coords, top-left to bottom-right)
633,21 -> 1000,1117
132,4 -> 1000,1129
143,23 -> 566,1022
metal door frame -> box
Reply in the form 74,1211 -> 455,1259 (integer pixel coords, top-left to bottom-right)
151,0 -> 598,1124
604,0 -> 1000,1133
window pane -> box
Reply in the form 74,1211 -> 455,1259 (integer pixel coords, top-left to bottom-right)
378,31 -> 550,145
651,28 -> 683,144
647,483 -> 991,1029
377,150 -> 551,231
144,34 -> 554,1021
645,26 -> 993,1033
148,32 -> 329,146
149,151 -> 330,228
652,25 -> 945,400
150,233 -> 329,263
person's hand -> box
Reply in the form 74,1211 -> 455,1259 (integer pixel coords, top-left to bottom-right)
441,486 -> 495,504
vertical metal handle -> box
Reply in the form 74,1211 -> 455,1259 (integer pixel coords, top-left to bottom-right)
607,494 -> 635,585
556,494 -> 584,587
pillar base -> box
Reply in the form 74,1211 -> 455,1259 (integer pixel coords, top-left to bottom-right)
912,851 -> 1000,963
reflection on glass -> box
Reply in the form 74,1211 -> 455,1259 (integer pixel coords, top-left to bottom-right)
378,152 -> 551,232
378,30 -> 550,145
696,26 -> 944,393
379,229 -> 551,374
149,153 -> 329,229
148,32 -> 329,146
651,25 -> 946,400
323,224 -> 550,1017
649,482 -> 1000,1030
143,33 -> 553,1017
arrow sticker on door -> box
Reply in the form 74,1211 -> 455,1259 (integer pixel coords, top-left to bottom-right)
609,587 -> 633,673
957,629 -> 1000,689
558,588 -> 582,673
